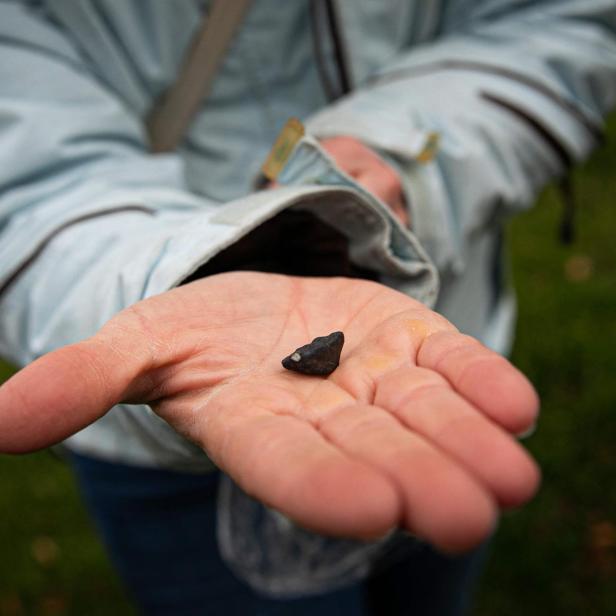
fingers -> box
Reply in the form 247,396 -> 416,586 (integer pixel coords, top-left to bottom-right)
0,323 -> 151,454
319,135 -> 408,225
374,367 -> 540,509
317,404 -> 497,553
0,342 -> 111,452
195,385 -> 402,538
356,167 -> 409,226
417,331 -> 540,435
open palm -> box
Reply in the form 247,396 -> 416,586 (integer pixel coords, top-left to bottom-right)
0,272 -> 539,553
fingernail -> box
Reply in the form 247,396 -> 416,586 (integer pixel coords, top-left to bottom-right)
516,423 -> 537,440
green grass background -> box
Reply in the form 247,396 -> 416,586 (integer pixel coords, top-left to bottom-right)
1,115 -> 615,615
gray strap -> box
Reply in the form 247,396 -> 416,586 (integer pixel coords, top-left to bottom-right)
147,0 -> 252,153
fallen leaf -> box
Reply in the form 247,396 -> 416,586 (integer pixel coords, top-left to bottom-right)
31,536 -> 60,567
0,594 -> 25,616
564,255 -> 594,282
38,594 -> 68,616
590,520 -> 616,550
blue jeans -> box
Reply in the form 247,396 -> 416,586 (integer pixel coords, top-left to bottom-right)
68,451 -> 489,616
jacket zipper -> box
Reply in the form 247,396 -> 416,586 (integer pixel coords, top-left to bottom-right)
324,0 -> 352,96
310,0 -> 352,100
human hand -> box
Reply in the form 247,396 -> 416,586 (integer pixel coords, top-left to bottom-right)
320,136 -> 409,226
0,272 -> 539,552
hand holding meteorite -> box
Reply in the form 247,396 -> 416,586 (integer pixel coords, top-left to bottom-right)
0,272 -> 539,554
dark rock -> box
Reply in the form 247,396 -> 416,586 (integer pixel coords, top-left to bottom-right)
281,331 -> 344,376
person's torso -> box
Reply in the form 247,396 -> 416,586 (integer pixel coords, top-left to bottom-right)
34,0 -> 447,201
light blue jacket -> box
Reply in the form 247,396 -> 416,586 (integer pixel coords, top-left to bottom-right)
1,0 -> 615,469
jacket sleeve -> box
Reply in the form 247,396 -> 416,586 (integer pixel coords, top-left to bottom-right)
0,1 -> 440,470
305,0 -> 616,273
0,3 -> 431,368
0,1 -> 232,362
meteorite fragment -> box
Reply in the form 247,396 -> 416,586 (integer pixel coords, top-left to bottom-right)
281,331 -> 344,376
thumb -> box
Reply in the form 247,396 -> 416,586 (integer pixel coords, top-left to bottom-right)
0,329 -> 151,454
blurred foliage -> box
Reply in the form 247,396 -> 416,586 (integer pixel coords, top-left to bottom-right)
475,113 -> 616,616
1,116 -> 615,615
0,451 -> 134,616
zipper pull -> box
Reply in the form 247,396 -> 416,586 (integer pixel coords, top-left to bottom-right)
558,175 -> 576,245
